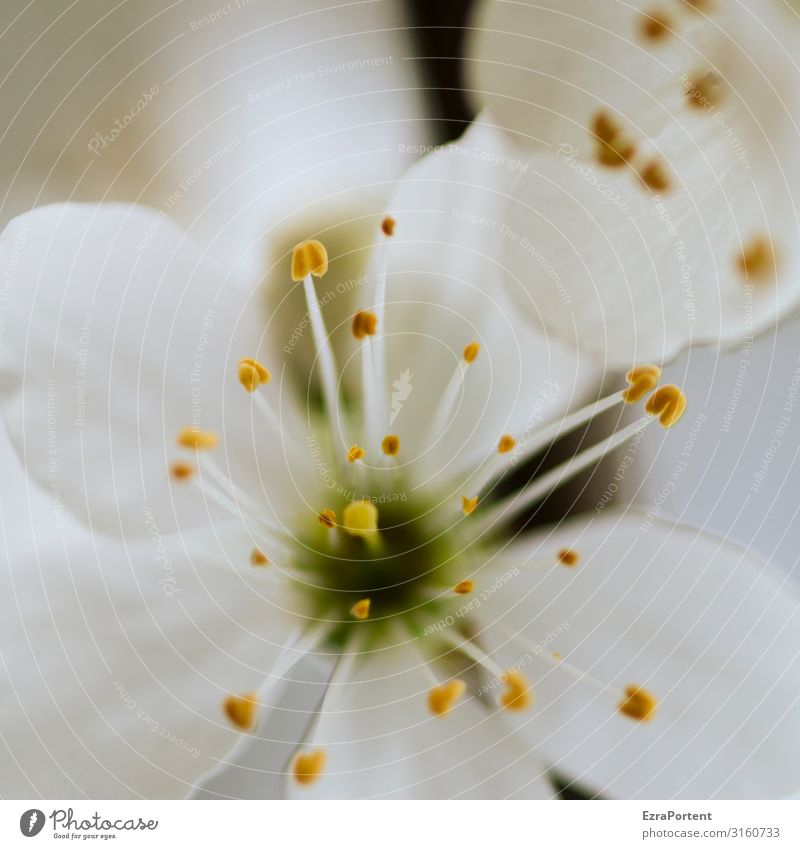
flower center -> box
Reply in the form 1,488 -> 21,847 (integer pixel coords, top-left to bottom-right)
297,491 -> 463,647
173,225 -> 686,789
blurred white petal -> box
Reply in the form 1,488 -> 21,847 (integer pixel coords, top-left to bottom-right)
0,534 -> 298,798
0,203 -> 310,538
480,511 -> 800,798
284,643 -> 555,799
376,120 -> 601,484
466,0 -> 800,364
0,1 -> 429,274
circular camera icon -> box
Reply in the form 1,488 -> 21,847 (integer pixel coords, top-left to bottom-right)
19,809 -> 46,837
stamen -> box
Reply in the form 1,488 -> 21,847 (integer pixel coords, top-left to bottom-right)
644,384 -> 687,428
381,215 -> 396,237
196,453 -> 287,538
619,685 -> 658,722
237,357 -> 271,393
623,364 -> 661,404
462,495 -> 478,516
177,427 -> 218,450
289,638 -> 362,790
506,366 -> 660,472
500,670 -> 533,711
441,632 -> 533,713
557,548 -> 580,567
352,310 -> 378,340
342,500 -> 379,539
318,508 -> 337,529
453,579 -> 474,595
738,236 -> 776,281
475,416 -> 652,534
498,435 -> 516,454
223,691 -> 258,730
428,679 -> 466,717
350,598 -> 371,620
250,549 -> 269,567
291,240 -> 328,281
381,434 -> 400,456
169,461 -> 194,481
347,445 -> 365,463
498,624 -> 654,721
463,341 -> 480,364
370,217 -> 393,438
293,750 -> 327,786
199,625 -> 330,790
427,340 -> 480,445
292,241 -> 340,441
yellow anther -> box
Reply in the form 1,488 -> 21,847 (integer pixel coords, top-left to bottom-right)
645,384 -> 687,428
453,579 -> 475,595
557,548 -> 580,567
237,357 -> 271,393
169,461 -> 194,481
738,236 -> 776,281
347,444 -> 365,463
553,652 -> 562,661
463,341 -> 480,364
318,508 -> 337,529
639,159 -> 671,193
352,310 -> 378,340
223,691 -> 258,730
462,495 -> 478,516
618,685 -> 658,722
291,239 -> 328,281
640,9 -> 673,41
381,434 -> 400,456
498,434 -> 516,454
293,750 -> 326,786
350,598 -> 371,620
381,215 -> 396,237
177,427 -> 218,450
342,500 -> 379,538
500,670 -> 532,711
623,364 -> 661,404
428,679 -> 466,717
686,71 -> 721,110
250,549 -> 269,567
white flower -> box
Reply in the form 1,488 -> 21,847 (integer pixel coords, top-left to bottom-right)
465,0 -> 800,366
2,126 -> 799,798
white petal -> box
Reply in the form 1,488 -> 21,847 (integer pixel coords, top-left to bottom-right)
467,1 -> 800,364
0,2 -> 429,274
286,643 -> 555,799
0,203 -> 311,538
479,511 -> 800,798
0,534 -> 299,798
375,120 -> 601,484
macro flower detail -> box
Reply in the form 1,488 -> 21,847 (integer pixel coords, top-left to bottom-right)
168,236 -> 687,791
3,0 -> 800,805
4,194 -> 800,800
